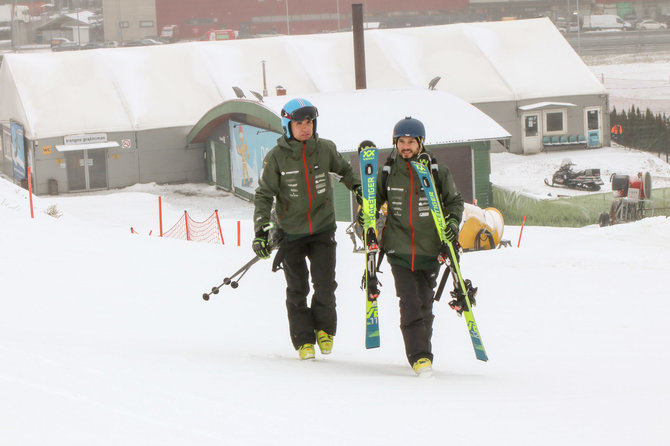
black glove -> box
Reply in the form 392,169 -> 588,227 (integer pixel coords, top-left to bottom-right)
353,185 -> 364,206
252,222 -> 274,259
444,217 -> 459,243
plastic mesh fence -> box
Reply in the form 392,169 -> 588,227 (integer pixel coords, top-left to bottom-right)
162,211 -> 224,244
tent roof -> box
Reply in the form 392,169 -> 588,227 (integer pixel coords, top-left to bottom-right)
0,18 -> 604,140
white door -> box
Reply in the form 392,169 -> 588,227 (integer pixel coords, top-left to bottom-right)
522,113 -> 541,153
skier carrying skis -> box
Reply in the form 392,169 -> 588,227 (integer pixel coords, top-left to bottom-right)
252,98 -> 362,360
374,117 -> 464,376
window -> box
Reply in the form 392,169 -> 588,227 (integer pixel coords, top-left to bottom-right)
525,115 -> 538,137
119,21 -> 129,28
139,20 -> 154,28
543,109 -> 566,134
587,109 -> 600,130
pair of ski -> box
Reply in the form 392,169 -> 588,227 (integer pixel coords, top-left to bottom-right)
358,144 -> 488,362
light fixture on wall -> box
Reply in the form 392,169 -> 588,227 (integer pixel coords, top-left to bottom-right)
428,76 -> 441,90
232,87 -> 246,98
250,91 -> 264,102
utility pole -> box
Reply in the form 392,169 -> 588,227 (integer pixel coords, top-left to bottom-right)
285,0 -> 290,35
10,0 -> 16,50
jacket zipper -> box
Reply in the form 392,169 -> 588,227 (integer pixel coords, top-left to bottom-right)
302,142 -> 314,234
407,161 -> 416,271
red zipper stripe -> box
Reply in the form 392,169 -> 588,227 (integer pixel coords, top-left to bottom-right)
407,161 -> 415,271
302,142 -> 314,234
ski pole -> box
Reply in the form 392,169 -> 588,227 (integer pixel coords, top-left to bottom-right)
202,255 -> 263,300
202,222 -> 279,301
433,265 -> 450,302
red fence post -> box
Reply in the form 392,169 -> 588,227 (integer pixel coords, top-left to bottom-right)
517,215 -> 527,248
214,210 -> 224,245
159,196 -> 163,237
184,211 -> 190,241
237,220 -> 241,246
27,166 -> 34,219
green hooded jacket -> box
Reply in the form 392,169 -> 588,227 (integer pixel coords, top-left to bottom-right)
378,151 -> 464,270
253,134 -> 360,241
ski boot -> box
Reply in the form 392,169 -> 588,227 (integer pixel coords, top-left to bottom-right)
315,330 -> 334,355
412,358 -> 433,377
298,343 -> 315,360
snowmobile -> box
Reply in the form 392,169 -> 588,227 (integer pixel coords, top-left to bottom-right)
544,159 -> 604,192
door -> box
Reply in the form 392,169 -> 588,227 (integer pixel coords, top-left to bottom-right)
522,113 -> 541,153
585,107 -> 602,147
214,140 -> 232,190
66,149 -> 108,191
87,149 -> 108,189
66,151 -> 86,191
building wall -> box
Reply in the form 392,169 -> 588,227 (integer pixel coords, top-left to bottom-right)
474,94 -> 609,154
154,0 -> 468,38
18,126 -> 204,196
102,0 -> 157,42
137,127 -> 205,184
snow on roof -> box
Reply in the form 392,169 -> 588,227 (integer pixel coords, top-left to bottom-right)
0,18 -> 604,140
260,89 -> 510,153
518,102 -> 577,111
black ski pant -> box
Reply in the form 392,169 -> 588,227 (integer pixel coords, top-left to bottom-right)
281,230 -> 338,349
390,264 -> 440,365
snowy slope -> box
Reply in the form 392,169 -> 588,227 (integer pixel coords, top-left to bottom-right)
1,176 -> 669,446
491,145 -> 670,199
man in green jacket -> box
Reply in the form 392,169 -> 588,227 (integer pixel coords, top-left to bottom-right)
377,117 -> 464,376
252,98 -> 361,360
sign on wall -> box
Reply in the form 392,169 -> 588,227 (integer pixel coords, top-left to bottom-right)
64,133 -> 107,145
228,120 -> 279,195
10,121 -> 25,180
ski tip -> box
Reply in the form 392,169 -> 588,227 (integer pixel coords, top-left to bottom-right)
358,140 -> 376,151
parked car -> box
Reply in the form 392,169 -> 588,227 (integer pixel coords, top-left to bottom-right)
124,38 -> 163,47
636,19 -> 667,30
81,42 -> 101,50
51,41 -> 80,52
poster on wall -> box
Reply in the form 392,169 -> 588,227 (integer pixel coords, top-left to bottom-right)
10,121 -> 25,180
229,120 -> 279,195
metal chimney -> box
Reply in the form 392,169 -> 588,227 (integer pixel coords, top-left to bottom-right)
352,3 -> 366,90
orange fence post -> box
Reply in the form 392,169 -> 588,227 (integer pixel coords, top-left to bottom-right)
517,215 -> 526,248
158,196 -> 163,237
27,166 -> 34,219
184,211 -> 190,241
237,220 -> 241,246
214,210 -> 224,245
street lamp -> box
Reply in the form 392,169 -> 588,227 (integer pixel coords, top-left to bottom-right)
336,0 -> 341,30
575,0 -> 581,54
285,0 -> 290,35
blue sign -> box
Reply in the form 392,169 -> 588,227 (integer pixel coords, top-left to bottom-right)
10,121 -> 25,180
229,120 -> 279,195
587,130 -> 600,147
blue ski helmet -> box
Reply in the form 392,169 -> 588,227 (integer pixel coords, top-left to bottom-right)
280,98 -> 319,139
393,117 -> 425,149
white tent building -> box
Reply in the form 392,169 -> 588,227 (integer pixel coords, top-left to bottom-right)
0,17 -> 602,198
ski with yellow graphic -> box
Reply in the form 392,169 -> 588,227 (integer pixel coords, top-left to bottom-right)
359,142 -> 380,349
410,160 -> 488,362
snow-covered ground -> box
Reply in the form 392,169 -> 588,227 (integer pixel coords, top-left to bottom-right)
587,50 -> 670,115
491,145 -> 670,199
1,52 -> 670,446
2,174 -> 669,446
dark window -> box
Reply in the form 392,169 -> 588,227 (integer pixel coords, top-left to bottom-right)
546,112 -> 564,132
587,110 -> 599,130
